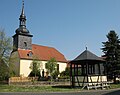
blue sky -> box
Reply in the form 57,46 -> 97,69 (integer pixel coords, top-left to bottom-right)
0,0 -> 120,60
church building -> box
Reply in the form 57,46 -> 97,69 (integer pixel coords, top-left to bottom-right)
11,1 -> 67,77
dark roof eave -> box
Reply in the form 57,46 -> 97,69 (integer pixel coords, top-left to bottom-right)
70,59 -> 105,64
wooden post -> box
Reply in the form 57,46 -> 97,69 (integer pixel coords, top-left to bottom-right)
77,64 -> 78,75
98,63 -> 101,75
86,63 -> 88,75
73,63 -> 75,87
70,63 -> 72,87
86,62 -> 89,83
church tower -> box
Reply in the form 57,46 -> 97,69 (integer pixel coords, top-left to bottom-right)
13,1 -> 33,51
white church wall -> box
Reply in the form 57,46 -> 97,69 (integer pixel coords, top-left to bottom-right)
19,59 -> 67,77
57,62 -> 67,73
20,59 -> 32,77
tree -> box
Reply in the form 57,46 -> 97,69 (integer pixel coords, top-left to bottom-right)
60,67 -> 70,79
0,29 -> 13,81
29,58 -> 41,77
0,30 -> 12,63
0,62 -> 9,81
45,58 -> 57,80
102,30 -> 120,83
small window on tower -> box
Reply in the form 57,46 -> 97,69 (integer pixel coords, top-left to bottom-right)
24,42 -> 27,49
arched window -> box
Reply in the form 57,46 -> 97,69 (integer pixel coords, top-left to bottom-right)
24,42 -> 27,49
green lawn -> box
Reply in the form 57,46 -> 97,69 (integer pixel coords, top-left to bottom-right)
0,84 -> 120,92
0,85 -> 79,92
110,83 -> 120,89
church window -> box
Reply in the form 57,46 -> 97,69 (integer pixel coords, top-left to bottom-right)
24,42 -> 27,49
27,51 -> 33,57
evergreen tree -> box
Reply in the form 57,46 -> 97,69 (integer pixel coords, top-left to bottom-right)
102,30 -> 120,83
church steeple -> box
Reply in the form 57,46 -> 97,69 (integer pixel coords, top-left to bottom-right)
13,0 -> 33,51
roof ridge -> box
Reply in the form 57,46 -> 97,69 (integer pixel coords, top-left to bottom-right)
32,44 -> 54,49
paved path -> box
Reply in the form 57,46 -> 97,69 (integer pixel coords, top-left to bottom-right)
0,89 -> 120,95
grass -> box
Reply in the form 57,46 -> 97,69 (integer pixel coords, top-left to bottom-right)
0,85 -> 79,92
0,84 -> 120,92
110,83 -> 120,89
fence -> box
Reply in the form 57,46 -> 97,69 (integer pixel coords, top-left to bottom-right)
9,77 -> 38,85
9,77 -> 70,86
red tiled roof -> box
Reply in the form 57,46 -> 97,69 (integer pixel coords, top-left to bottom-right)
18,44 -> 67,62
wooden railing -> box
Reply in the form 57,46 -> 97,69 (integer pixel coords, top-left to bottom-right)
81,81 -> 113,90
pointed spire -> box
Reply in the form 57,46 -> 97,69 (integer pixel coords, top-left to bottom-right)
19,0 -> 26,27
21,0 -> 25,16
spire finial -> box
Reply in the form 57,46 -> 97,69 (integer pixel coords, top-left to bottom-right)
85,44 -> 87,50
21,0 -> 25,15
22,0 -> 24,6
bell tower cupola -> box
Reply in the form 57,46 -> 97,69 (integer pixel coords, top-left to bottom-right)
13,0 -> 33,51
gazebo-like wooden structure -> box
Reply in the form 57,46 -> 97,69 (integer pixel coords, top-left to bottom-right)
70,48 -> 107,89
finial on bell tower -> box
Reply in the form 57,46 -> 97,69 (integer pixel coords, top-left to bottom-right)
22,0 -> 25,14
85,44 -> 87,50
22,0 -> 24,5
